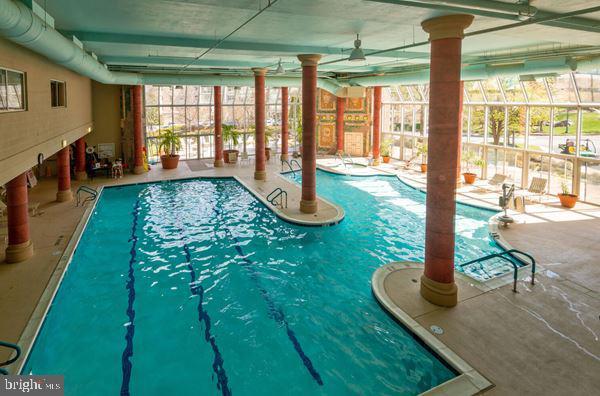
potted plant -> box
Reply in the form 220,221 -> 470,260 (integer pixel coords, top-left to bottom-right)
381,138 -> 393,164
558,181 -> 578,208
462,151 -> 484,184
158,128 -> 181,169
416,142 -> 428,172
222,124 -> 240,164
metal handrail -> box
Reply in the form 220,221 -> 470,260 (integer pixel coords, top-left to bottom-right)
290,159 -> 301,171
344,152 -> 354,166
0,340 -> 21,375
459,249 -> 536,292
281,159 -> 296,178
337,153 -> 348,169
76,185 -> 97,206
266,188 -> 288,208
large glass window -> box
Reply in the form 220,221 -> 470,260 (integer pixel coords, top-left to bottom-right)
528,107 -> 551,152
552,107 -> 578,155
469,106 -> 485,144
487,106 -> 506,146
145,85 -> 296,163
580,161 -> 600,202
382,73 -> 600,204
574,73 -> 600,103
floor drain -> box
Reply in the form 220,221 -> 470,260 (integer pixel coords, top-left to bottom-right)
430,325 -> 444,335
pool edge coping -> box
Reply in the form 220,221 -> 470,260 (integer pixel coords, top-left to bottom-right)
13,186 -> 105,374
371,262 -> 495,396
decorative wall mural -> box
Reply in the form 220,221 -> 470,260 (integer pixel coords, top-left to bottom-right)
318,123 -> 335,147
347,97 -> 366,112
318,90 -> 336,111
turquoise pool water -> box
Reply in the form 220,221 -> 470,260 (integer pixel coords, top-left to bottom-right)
24,171 -> 505,395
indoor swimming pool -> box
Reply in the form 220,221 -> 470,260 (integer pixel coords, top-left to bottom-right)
23,171 -> 509,395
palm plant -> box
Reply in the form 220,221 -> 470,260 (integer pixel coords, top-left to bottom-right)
158,128 -> 181,156
416,142 -> 428,164
222,124 -> 240,149
463,151 -> 484,173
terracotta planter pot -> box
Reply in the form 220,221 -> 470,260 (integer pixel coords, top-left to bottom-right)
382,156 -> 391,164
558,193 -> 578,208
160,154 -> 180,169
265,147 -> 272,161
420,163 -> 427,173
462,172 -> 477,184
223,149 -> 239,164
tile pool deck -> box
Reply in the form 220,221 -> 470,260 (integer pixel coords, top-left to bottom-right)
1,157 -> 598,394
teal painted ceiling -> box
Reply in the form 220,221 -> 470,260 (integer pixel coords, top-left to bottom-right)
39,0 -> 600,78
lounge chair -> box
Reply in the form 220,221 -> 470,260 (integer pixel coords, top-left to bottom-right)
472,173 -> 507,193
517,177 -> 548,203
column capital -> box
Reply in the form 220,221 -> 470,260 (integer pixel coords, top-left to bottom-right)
252,67 -> 268,76
421,14 -> 474,41
297,54 -> 321,67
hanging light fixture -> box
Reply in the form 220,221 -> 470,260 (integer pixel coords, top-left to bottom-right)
275,59 -> 285,74
348,34 -> 366,62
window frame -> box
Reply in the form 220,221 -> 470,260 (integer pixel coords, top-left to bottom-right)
0,66 -> 27,113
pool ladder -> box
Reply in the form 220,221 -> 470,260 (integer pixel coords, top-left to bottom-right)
0,340 -> 21,375
458,249 -> 536,292
281,159 -> 302,178
76,186 -> 98,206
267,188 -> 288,209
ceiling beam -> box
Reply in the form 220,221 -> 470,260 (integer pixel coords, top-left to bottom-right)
59,30 -> 431,60
366,0 -> 600,33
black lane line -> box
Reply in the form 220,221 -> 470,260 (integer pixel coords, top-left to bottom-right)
121,199 -> 140,396
231,235 -> 324,386
182,242 -> 231,396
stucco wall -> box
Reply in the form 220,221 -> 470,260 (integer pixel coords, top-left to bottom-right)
0,38 -> 93,185
89,82 -> 123,159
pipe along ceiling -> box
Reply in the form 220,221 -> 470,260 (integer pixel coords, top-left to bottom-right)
1,0 -> 599,94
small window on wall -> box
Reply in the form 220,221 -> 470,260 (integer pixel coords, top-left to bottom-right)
0,67 -> 26,112
51,80 -> 66,107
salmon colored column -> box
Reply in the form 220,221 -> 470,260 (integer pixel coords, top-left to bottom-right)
75,137 -> 87,180
132,85 -> 145,175
280,87 -> 289,161
56,146 -> 73,202
457,80 -> 464,181
4,173 -> 34,263
420,14 -> 474,307
336,96 -> 345,153
214,86 -> 224,167
253,68 -> 267,180
372,86 -> 382,165
297,54 -> 321,214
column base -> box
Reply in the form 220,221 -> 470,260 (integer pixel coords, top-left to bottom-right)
300,199 -> 318,214
254,170 -> 266,180
75,171 -> 88,181
5,240 -> 34,263
214,159 -> 224,168
372,158 -> 381,166
420,274 -> 457,307
280,153 -> 289,162
56,189 -> 73,202
133,165 -> 146,175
